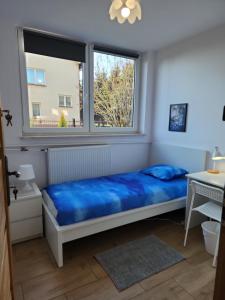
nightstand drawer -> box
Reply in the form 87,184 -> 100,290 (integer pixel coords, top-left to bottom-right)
10,217 -> 43,243
9,197 -> 42,222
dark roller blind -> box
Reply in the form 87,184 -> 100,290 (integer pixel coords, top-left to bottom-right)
94,45 -> 139,59
23,29 -> 86,62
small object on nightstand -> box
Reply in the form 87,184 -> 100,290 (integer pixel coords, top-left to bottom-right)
9,182 -> 43,244
18,164 -> 35,192
207,146 -> 225,174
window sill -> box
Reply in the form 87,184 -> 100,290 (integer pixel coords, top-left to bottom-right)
28,83 -> 46,87
20,132 -> 146,139
58,106 -> 73,108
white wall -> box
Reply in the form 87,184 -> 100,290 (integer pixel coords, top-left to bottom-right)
0,10 -> 154,188
6,143 -> 150,188
152,24 -> 225,169
3,1 -> 223,185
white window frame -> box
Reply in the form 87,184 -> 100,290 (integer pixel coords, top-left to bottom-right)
18,28 -> 89,135
89,45 -> 140,133
58,95 -> 72,108
27,68 -> 46,86
18,28 -> 141,136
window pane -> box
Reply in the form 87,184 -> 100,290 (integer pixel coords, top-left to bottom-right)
36,70 -> 45,85
93,51 -> 135,128
66,96 -> 72,107
59,96 -> 65,107
32,103 -> 40,117
25,53 -> 84,128
27,68 -> 35,84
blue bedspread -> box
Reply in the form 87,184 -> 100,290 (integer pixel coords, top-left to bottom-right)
45,172 -> 187,226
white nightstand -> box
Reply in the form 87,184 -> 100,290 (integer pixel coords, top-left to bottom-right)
9,182 -> 43,244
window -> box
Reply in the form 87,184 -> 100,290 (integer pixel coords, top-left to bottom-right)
20,29 -> 140,135
25,53 -> 84,129
22,29 -> 86,130
59,95 -> 72,108
32,103 -> 40,117
93,49 -> 136,129
27,68 -> 45,85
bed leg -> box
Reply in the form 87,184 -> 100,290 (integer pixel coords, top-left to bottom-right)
47,228 -> 64,268
55,242 -> 63,268
44,206 -> 64,267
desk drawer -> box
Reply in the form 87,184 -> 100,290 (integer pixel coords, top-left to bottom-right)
10,217 -> 43,243
9,197 -> 42,222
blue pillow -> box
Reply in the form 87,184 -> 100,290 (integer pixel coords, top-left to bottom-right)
141,164 -> 188,181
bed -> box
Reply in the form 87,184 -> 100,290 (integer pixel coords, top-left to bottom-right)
43,144 -> 207,267
44,171 -> 187,226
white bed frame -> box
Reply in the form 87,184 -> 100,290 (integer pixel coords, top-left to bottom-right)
43,144 -> 207,267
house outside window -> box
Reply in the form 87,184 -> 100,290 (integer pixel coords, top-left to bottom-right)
25,52 -> 83,129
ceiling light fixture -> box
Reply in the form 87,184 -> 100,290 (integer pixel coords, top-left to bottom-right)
109,0 -> 142,24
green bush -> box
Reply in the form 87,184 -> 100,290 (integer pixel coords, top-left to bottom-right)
58,112 -> 68,128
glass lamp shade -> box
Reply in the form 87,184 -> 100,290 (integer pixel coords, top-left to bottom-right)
126,0 -> 136,9
207,146 -> 224,174
18,164 -> 35,181
109,0 -> 142,24
113,0 -> 123,10
212,146 -> 224,161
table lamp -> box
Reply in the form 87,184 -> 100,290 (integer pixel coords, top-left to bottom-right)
208,146 -> 224,174
18,164 -> 35,192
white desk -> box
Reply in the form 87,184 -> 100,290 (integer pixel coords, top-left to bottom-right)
186,172 -> 225,228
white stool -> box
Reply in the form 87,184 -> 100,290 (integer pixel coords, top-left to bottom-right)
184,180 -> 223,267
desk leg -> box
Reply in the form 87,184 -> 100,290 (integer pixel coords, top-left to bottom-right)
185,178 -> 207,229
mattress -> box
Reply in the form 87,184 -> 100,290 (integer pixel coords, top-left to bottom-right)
44,171 -> 187,226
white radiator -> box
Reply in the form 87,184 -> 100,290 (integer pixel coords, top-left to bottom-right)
47,145 -> 111,184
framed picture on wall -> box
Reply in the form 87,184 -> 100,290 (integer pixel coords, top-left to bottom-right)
169,103 -> 188,132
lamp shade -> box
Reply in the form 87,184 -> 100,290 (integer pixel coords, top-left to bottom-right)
18,164 -> 35,181
212,146 -> 224,161
109,0 -> 142,24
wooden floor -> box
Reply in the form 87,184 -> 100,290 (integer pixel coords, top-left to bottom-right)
12,213 -> 216,300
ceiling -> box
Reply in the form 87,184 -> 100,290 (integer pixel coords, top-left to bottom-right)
1,0 -> 225,52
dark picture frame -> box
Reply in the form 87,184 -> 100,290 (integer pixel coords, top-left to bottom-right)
169,103 -> 188,132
